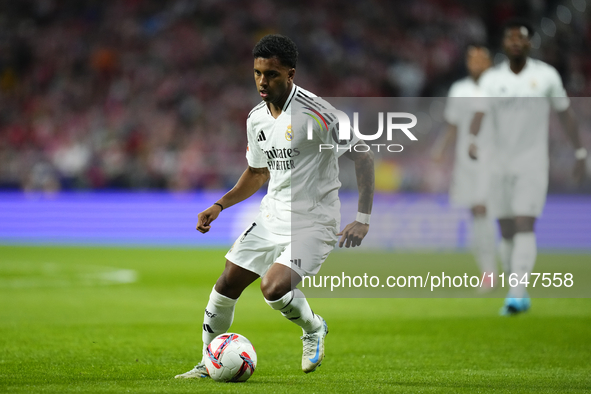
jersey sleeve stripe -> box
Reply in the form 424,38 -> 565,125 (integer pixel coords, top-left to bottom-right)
297,90 -> 312,98
295,96 -> 336,122
296,92 -> 329,112
297,90 -> 336,121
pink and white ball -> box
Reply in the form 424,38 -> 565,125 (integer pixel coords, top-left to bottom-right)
204,333 -> 257,382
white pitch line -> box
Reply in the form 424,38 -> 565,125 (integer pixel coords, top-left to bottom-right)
0,262 -> 138,288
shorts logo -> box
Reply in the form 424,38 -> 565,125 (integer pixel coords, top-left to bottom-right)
290,258 -> 302,268
240,223 -> 257,242
285,125 -> 293,141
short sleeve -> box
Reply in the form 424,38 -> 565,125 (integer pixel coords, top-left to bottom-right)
547,67 -> 570,112
300,98 -> 361,158
245,118 -> 267,168
317,111 -> 361,158
444,83 -> 461,125
471,71 -> 493,113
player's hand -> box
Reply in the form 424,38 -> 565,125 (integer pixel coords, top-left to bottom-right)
574,158 -> 586,185
468,143 -> 478,160
337,221 -> 369,248
196,205 -> 222,234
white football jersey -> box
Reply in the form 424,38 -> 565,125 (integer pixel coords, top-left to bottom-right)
444,76 -> 492,170
246,84 -> 359,235
476,58 -> 570,173
444,77 -> 493,207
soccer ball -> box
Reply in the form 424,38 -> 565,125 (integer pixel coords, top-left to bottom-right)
204,333 -> 257,382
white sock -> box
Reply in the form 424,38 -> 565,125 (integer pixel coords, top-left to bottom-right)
202,286 -> 238,357
510,232 -> 537,298
472,215 -> 498,275
265,289 -> 321,334
499,238 -> 514,275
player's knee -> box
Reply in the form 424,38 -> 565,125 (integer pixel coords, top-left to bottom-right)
214,275 -> 242,299
515,217 -> 536,233
471,205 -> 487,216
498,218 -> 515,239
499,227 -> 514,239
213,277 -> 231,298
260,277 -> 291,301
498,225 -> 514,239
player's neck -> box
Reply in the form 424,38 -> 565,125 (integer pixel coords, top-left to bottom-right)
267,82 -> 293,119
267,102 -> 283,118
509,57 -> 527,74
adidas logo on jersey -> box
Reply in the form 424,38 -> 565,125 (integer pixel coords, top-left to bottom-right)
257,130 -> 266,142
290,259 -> 302,268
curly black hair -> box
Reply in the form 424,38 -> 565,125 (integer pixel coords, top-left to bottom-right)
252,34 -> 298,69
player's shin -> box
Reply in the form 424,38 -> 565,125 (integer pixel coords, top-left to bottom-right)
510,232 -> 537,298
202,286 -> 238,355
499,238 -> 514,275
265,289 -> 321,333
473,215 -> 498,276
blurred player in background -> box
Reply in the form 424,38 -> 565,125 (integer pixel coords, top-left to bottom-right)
469,19 -> 586,314
175,34 -> 374,378
433,45 -> 497,289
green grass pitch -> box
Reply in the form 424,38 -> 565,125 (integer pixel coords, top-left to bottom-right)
1,246 -> 590,393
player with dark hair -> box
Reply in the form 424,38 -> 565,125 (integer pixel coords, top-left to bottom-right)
468,20 -> 586,314
502,18 -> 535,39
175,34 -> 374,378
433,44 -> 497,289
252,34 -> 298,69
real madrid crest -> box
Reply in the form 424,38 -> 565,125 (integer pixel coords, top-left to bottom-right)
285,124 -> 293,141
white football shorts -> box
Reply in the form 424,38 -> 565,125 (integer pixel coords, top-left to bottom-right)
489,169 -> 548,218
449,159 -> 491,208
225,215 -> 338,278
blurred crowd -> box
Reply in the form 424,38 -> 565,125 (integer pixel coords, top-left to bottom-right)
0,0 -> 590,193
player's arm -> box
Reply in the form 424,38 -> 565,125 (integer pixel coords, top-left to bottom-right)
338,142 -> 375,248
435,89 -> 460,161
431,123 -> 458,162
468,111 -> 485,160
557,106 -> 586,184
196,166 -> 270,234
